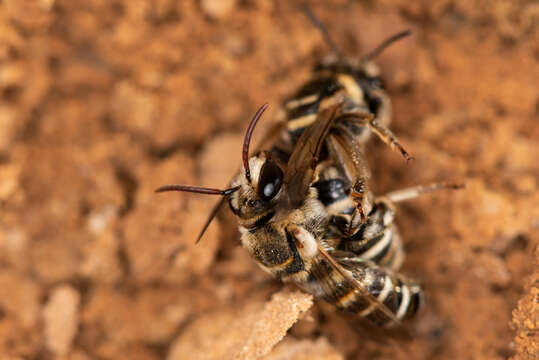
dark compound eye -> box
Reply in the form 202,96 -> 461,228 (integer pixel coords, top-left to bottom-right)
257,160 -> 283,201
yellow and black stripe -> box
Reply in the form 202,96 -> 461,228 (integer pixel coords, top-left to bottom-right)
301,256 -> 422,325
313,166 -> 405,271
270,60 -> 391,165
256,59 -> 421,325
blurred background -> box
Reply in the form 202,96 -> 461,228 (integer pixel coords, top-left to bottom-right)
0,1 -> 537,359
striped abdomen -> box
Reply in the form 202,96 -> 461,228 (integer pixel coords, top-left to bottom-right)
313,170 -> 404,271
302,255 -> 422,325
270,63 -> 391,164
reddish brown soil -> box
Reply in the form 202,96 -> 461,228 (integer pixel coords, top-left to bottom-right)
0,1 -> 538,359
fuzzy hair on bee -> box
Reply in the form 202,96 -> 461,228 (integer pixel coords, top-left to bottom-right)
157,102 -> 422,328
156,7 -> 463,329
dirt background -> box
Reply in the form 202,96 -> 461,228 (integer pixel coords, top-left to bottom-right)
0,0 -> 538,359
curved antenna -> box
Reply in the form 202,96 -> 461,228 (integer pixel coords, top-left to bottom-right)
194,197 -> 227,244
361,30 -> 412,62
242,103 -> 269,183
302,4 -> 342,57
155,185 -> 240,244
155,184 -> 240,196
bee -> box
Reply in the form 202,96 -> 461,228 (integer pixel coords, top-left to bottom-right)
156,9 -> 462,327
270,8 -> 416,274
158,103 -> 415,327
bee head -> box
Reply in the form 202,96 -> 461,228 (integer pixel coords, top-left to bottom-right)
228,104 -> 284,224
228,152 -> 283,223
155,104 -> 281,233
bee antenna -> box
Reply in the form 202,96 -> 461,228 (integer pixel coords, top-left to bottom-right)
194,197 -> 226,244
155,184 -> 240,196
155,185 -> 240,245
242,103 -> 269,183
302,4 -> 342,57
155,186 -> 238,245
361,29 -> 412,62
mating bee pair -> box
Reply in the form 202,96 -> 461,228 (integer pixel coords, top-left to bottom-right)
157,9 -> 461,328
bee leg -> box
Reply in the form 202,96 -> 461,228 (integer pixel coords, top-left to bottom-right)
384,182 -> 465,203
367,118 -> 413,161
287,224 -> 319,259
345,107 -> 412,161
326,126 -> 374,237
346,177 -> 369,236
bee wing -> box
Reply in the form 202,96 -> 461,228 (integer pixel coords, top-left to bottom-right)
315,243 -> 410,332
283,102 -> 343,208
326,124 -> 371,184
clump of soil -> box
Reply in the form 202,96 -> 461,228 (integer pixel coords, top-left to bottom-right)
0,1 -> 537,359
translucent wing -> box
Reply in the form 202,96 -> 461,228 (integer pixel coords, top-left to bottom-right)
315,243 -> 410,332
283,102 -> 342,208
326,123 -> 371,185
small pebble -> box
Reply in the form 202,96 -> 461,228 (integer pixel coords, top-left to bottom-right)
200,0 -> 236,19
475,253 -> 511,288
43,285 -> 80,356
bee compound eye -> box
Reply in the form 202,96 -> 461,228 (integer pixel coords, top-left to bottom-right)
263,183 -> 275,198
257,160 -> 283,201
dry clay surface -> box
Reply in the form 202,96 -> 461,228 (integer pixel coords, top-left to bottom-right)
0,1 -> 538,359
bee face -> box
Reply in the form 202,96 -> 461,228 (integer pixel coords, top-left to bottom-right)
229,154 -> 284,226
